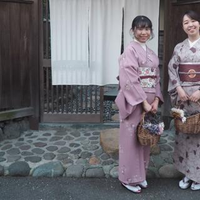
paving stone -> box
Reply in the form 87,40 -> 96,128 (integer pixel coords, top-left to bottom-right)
159,144 -> 173,151
109,166 -> 118,178
33,142 -> 47,148
70,149 -> 82,155
69,143 -> 80,148
49,136 -> 63,142
57,147 -> 70,153
37,138 -> 48,141
25,133 -> 33,137
7,148 -> 20,155
43,133 -> 52,136
46,146 -> 58,152
24,156 -> 42,163
75,158 -> 89,165
85,167 -> 105,178
1,144 -> 12,150
102,160 -> 114,166
84,133 -> 91,136
32,148 -> 45,155
82,144 -> 98,151
21,151 -> 34,156
64,136 -> 74,140
100,153 -> 110,160
7,156 -> 21,162
75,137 -> 87,142
32,161 -> 65,177
94,148 -> 103,156
70,131 -> 81,137
14,142 -> 25,147
80,152 -> 92,159
43,153 -> 56,160
65,165 -> 84,177
89,136 -> 99,140
80,140 -> 90,145
53,141 -> 66,146
8,161 -> 30,176
92,131 -> 100,136
19,145 -> 31,150
55,131 -> 68,136
57,154 -> 69,161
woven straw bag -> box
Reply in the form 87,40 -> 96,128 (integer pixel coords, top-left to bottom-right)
172,101 -> 200,134
137,112 -> 160,147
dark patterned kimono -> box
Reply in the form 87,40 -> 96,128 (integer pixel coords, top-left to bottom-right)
168,38 -> 200,183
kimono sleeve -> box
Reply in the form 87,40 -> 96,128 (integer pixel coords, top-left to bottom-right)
155,67 -> 164,103
119,47 -> 147,107
168,44 -> 181,93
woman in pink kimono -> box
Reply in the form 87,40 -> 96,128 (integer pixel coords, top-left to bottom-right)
115,16 -> 163,193
168,10 -> 200,191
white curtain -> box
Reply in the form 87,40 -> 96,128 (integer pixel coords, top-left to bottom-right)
89,0 -> 124,85
124,0 -> 160,55
50,0 -> 90,85
50,0 -> 160,85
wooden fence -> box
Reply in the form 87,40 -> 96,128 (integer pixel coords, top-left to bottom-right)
0,0 -> 41,129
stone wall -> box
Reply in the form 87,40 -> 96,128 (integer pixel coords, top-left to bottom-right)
0,118 -> 29,141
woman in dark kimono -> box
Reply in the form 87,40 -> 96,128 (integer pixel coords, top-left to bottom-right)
115,16 -> 163,193
168,10 -> 200,191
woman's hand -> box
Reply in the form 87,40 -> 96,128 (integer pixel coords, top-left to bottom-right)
151,97 -> 159,114
189,90 -> 200,102
143,100 -> 152,112
176,86 -> 189,101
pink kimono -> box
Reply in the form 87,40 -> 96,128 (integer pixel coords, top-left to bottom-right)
115,41 -> 163,185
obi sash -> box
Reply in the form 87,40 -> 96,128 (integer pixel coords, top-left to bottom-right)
179,63 -> 200,82
139,67 -> 157,88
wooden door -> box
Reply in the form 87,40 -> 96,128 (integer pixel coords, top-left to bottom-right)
162,0 -> 200,127
0,0 -> 42,129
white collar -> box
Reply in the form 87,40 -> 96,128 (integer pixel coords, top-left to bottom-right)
188,37 -> 200,48
134,39 -> 147,51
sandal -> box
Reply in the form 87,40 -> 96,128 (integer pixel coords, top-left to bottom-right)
138,180 -> 148,189
179,177 -> 192,189
122,183 -> 141,193
191,182 -> 200,191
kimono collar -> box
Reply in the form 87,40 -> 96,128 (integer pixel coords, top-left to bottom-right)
188,37 -> 200,48
134,39 -> 147,51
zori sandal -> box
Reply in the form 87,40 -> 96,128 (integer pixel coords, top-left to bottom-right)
122,183 -> 141,193
191,182 -> 200,191
138,180 -> 148,189
179,177 -> 192,189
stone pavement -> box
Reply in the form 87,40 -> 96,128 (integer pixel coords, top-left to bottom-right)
0,121 -> 182,179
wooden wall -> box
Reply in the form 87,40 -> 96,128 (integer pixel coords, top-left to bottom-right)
0,0 -> 42,129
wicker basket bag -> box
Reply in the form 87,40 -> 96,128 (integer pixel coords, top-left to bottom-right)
137,112 -> 161,147
172,102 -> 200,134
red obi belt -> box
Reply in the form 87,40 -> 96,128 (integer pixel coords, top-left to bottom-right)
178,64 -> 200,82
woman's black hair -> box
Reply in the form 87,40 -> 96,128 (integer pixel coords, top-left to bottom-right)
182,10 -> 200,23
131,15 -> 153,31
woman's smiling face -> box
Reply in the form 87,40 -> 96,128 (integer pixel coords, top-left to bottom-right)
182,14 -> 200,38
134,27 -> 151,43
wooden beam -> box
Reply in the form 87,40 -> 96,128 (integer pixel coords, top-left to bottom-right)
43,113 -> 102,123
0,107 -> 34,121
0,0 -> 33,3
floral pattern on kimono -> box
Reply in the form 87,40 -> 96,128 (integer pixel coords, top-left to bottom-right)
168,38 -> 200,183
